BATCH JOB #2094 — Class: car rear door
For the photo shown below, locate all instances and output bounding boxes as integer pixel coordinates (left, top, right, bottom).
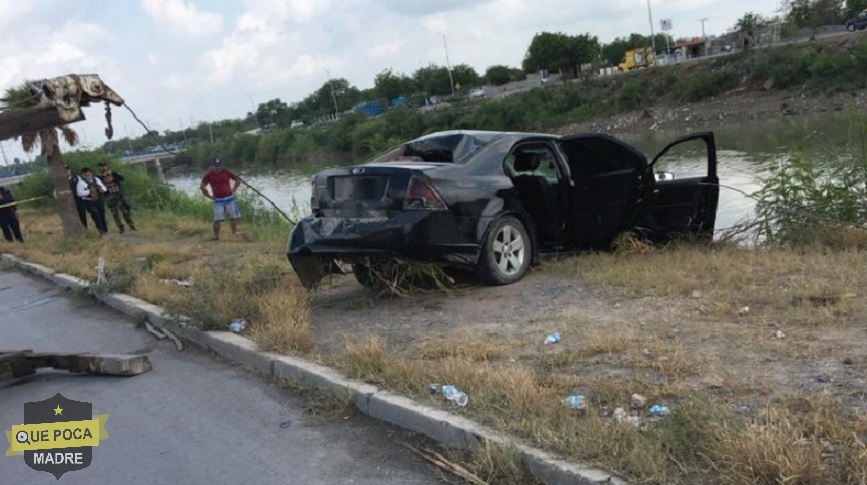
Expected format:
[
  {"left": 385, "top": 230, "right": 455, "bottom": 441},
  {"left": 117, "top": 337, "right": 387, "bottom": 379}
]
[
  {"left": 558, "top": 134, "right": 653, "bottom": 249},
  {"left": 638, "top": 132, "right": 719, "bottom": 242}
]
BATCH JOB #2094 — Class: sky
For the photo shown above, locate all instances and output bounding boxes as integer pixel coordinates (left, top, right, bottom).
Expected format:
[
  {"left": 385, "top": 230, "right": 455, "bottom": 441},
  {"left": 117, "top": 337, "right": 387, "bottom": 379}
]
[{"left": 0, "top": 0, "right": 783, "bottom": 164}]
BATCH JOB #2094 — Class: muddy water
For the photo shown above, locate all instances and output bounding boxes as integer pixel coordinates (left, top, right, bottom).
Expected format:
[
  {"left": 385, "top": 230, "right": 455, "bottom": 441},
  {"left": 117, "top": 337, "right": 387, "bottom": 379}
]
[{"left": 168, "top": 112, "right": 863, "bottom": 233}]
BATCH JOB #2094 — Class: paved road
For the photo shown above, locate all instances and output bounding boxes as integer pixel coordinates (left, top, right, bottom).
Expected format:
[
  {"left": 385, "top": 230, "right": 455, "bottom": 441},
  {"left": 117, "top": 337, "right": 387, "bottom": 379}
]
[{"left": 0, "top": 269, "right": 442, "bottom": 484}]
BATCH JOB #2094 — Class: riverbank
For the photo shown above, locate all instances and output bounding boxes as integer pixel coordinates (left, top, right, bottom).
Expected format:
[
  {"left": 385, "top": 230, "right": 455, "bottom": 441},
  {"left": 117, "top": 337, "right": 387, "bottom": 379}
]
[{"left": 4, "top": 208, "right": 867, "bottom": 484}]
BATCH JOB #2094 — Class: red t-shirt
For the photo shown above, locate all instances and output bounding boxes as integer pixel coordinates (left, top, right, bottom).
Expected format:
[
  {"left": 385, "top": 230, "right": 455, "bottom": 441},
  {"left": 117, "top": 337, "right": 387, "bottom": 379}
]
[{"left": 201, "top": 169, "right": 238, "bottom": 199}]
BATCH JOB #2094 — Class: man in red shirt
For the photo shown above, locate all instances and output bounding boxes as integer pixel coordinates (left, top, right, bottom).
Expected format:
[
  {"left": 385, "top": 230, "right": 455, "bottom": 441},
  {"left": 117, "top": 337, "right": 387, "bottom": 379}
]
[{"left": 200, "top": 158, "right": 244, "bottom": 240}]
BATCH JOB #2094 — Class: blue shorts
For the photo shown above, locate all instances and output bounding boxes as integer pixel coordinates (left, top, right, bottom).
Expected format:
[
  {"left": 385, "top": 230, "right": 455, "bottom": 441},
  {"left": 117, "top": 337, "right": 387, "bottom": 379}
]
[{"left": 213, "top": 196, "right": 240, "bottom": 222}]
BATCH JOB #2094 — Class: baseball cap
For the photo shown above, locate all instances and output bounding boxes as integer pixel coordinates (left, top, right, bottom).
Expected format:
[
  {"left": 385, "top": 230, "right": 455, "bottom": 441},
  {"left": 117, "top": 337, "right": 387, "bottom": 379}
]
[{"left": 212, "top": 158, "right": 223, "bottom": 166}]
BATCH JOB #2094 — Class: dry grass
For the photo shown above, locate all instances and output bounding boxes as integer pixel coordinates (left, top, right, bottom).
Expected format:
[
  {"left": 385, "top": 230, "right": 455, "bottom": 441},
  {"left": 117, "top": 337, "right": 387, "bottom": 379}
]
[
  {"left": 5, "top": 208, "right": 313, "bottom": 355},
  {"left": 559, "top": 245, "right": 867, "bottom": 326},
  {"left": 339, "top": 336, "right": 867, "bottom": 485},
  {"left": 9, "top": 208, "right": 867, "bottom": 484}
]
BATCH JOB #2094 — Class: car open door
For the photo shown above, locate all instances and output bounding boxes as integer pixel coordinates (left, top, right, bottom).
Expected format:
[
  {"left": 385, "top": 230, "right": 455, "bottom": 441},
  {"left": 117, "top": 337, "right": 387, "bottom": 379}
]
[
  {"left": 638, "top": 132, "right": 719, "bottom": 242},
  {"left": 558, "top": 134, "right": 653, "bottom": 249}
]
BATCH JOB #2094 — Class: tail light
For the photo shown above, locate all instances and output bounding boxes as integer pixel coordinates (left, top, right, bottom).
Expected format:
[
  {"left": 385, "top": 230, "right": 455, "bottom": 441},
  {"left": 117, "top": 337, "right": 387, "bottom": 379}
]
[{"left": 403, "top": 176, "right": 447, "bottom": 210}]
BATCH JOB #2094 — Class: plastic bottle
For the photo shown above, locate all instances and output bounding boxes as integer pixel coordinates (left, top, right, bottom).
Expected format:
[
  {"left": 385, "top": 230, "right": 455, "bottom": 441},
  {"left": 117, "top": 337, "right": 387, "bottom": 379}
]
[
  {"left": 229, "top": 319, "right": 247, "bottom": 333},
  {"left": 648, "top": 405, "right": 670, "bottom": 417},
  {"left": 544, "top": 332, "right": 561, "bottom": 345},
  {"left": 564, "top": 394, "right": 586, "bottom": 410},
  {"left": 440, "top": 385, "right": 469, "bottom": 407}
]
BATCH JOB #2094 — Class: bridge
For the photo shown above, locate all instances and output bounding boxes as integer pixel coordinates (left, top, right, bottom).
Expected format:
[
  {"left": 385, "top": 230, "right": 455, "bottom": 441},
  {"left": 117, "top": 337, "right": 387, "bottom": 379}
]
[{"left": 119, "top": 150, "right": 191, "bottom": 181}]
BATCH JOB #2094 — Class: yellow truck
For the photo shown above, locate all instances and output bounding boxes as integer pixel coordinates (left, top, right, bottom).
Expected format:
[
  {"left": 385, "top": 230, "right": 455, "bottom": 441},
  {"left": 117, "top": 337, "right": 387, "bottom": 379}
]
[{"left": 619, "top": 47, "right": 655, "bottom": 71}]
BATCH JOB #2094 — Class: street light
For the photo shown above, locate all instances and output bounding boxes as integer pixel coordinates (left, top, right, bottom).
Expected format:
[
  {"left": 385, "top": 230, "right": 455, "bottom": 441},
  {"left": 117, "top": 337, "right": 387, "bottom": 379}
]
[
  {"left": 698, "top": 17, "right": 709, "bottom": 38},
  {"left": 646, "top": 0, "right": 657, "bottom": 61},
  {"left": 434, "top": 32, "right": 455, "bottom": 96},
  {"left": 324, "top": 69, "right": 340, "bottom": 120}
]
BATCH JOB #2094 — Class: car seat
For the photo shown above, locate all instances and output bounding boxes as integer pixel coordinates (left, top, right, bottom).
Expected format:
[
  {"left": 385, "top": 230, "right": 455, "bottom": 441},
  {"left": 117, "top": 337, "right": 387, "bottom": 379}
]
[{"left": 511, "top": 152, "right": 559, "bottom": 239}]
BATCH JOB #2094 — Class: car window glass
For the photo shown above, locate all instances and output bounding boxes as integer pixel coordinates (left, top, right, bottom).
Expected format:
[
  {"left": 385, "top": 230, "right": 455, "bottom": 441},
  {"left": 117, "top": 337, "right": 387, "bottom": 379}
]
[
  {"left": 504, "top": 145, "right": 561, "bottom": 182},
  {"left": 561, "top": 137, "right": 641, "bottom": 177}
]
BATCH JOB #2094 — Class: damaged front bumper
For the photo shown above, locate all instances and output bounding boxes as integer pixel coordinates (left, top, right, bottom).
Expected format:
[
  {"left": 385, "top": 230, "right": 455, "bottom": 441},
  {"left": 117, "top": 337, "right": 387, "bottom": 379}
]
[{"left": 286, "top": 212, "right": 480, "bottom": 289}]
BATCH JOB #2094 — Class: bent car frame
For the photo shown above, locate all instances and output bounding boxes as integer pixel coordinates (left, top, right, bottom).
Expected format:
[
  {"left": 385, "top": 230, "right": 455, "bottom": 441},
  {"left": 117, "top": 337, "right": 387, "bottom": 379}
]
[{"left": 287, "top": 130, "right": 719, "bottom": 289}]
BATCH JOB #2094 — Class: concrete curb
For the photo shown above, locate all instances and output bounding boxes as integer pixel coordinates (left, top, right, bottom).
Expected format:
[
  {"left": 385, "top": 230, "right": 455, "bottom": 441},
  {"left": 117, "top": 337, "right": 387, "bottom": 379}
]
[{"left": 0, "top": 252, "right": 625, "bottom": 485}]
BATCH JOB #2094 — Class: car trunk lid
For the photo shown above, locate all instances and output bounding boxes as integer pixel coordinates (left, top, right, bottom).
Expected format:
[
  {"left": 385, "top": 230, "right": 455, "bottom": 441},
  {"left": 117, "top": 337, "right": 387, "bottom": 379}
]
[{"left": 313, "top": 164, "right": 446, "bottom": 218}]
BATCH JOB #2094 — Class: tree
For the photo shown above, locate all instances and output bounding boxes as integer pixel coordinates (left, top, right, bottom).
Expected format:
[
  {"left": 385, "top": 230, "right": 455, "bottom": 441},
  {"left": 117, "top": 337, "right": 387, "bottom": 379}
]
[
  {"left": 450, "top": 64, "right": 481, "bottom": 90},
  {"left": 412, "top": 64, "right": 453, "bottom": 96},
  {"left": 735, "top": 11, "right": 767, "bottom": 36},
  {"left": 846, "top": 0, "right": 867, "bottom": 17},
  {"left": 523, "top": 31, "right": 600, "bottom": 78},
  {"left": 484, "top": 65, "right": 522, "bottom": 85},
  {"left": 786, "top": 0, "right": 845, "bottom": 28},
  {"left": 1, "top": 83, "right": 84, "bottom": 238},
  {"left": 373, "top": 69, "right": 415, "bottom": 101}
]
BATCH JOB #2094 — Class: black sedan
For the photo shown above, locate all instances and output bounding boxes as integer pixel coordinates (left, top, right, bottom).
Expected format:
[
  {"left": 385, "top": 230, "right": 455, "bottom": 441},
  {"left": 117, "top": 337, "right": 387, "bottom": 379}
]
[{"left": 287, "top": 130, "right": 719, "bottom": 289}]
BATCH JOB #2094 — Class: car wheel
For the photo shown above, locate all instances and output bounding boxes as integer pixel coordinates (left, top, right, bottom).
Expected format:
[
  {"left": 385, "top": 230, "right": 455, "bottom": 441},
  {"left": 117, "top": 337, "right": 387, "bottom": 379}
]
[
  {"left": 476, "top": 216, "right": 531, "bottom": 286},
  {"left": 352, "top": 263, "right": 375, "bottom": 287},
  {"left": 848, "top": 23, "right": 856, "bottom": 31}
]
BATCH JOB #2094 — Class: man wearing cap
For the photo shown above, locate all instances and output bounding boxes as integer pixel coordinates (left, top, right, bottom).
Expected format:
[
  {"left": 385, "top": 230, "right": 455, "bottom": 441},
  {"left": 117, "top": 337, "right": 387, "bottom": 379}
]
[
  {"left": 97, "top": 161, "right": 136, "bottom": 233},
  {"left": 0, "top": 186, "right": 24, "bottom": 243},
  {"left": 76, "top": 167, "right": 109, "bottom": 235},
  {"left": 200, "top": 158, "right": 244, "bottom": 240}
]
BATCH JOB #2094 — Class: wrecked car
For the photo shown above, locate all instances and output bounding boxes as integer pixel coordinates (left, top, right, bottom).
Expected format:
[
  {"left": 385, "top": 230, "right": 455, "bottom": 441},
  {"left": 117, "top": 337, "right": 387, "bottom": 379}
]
[{"left": 287, "top": 130, "right": 719, "bottom": 289}]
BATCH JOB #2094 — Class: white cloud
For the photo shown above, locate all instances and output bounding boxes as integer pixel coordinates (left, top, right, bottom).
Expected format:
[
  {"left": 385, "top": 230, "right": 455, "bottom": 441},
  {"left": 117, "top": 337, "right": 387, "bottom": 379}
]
[
  {"left": 141, "top": 0, "right": 223, "bottom": 36},
  {"left": 365, "top": 40, "right": 404, "bottom": 59}
]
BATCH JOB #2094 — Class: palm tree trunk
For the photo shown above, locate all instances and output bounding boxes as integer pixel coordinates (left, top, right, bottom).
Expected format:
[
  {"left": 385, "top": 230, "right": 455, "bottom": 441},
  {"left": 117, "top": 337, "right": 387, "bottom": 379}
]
[{"left": 42, "top": 130, "right": 85, "bottom": 238}]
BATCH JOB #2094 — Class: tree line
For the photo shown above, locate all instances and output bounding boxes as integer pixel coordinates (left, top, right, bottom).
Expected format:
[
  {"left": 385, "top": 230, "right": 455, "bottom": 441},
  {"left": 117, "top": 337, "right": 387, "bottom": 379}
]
[{"left": 101, "top": 0, "right": 867, "bottom": 157}]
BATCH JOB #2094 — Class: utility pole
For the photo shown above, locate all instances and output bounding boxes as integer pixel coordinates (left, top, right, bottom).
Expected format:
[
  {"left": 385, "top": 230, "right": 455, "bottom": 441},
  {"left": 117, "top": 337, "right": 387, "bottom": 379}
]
[
  {"left": 0, "top": 141, "right": 8, "bottom": 166},
  {"left": 248, "top": 95, "right": 260, "bottom": 131},
  {"left": 698, "top": 17, "right": 709, "bottom": 38},
  {"left": 646, "top": 0, "right": 657, "bottom": 62},
  {"left": 435, "top": 32, "right": 456, "bottom": 96},
  {"left": 325, "top": 69, "right": 340, "bottom": 120},
  {"left": 177, "top": 117, "right": 188, "bottom": 145}
]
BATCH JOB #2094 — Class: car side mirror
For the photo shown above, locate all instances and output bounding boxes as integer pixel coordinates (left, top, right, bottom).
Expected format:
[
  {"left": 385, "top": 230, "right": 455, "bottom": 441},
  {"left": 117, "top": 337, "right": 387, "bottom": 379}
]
[{"left": 654, "top": 172, "right": 675, "bottom": 181}]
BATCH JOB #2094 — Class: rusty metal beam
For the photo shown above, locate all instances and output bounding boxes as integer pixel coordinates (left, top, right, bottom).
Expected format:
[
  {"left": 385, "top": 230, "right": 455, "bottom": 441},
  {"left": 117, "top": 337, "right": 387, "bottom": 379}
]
[
  {"left": 1, "top": 350, "right": 152, "bottom": 378},
  {"left": 0, "top": 106, "right": 84, "bottom": 142}
]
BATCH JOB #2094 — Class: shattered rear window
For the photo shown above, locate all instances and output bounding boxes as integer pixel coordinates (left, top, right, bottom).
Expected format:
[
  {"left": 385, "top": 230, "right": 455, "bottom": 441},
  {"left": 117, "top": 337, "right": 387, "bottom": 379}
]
[{"left": 369, "top": 133, "right": 490, "bottom": 164}]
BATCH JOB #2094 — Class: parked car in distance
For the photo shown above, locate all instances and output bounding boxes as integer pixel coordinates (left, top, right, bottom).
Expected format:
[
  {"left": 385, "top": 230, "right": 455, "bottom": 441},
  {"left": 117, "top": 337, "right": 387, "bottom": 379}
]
[
  {"left": 468, "top": 87, "right": 485, "bottom": 99},
  {"left": 290, "top": 120, "right": 305, "bottom": 129},
  {"left": 847, "top": 10, "right": 867, "bottom": 31},
  {"left": 287, "top": 130, "right": 720, "bottom": 289}
]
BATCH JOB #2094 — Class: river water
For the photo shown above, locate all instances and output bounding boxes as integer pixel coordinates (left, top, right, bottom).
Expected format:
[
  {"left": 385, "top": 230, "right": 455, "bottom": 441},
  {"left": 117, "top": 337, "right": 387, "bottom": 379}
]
[{"left": 167, "top": 112, "right": 864, "bottom": 234}]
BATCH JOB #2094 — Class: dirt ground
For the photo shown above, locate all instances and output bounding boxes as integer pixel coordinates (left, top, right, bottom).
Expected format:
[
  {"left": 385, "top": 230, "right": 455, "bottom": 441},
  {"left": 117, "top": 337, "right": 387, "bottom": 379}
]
[{"left": 309, "top": 259, "right": 867, "bottom": 414}]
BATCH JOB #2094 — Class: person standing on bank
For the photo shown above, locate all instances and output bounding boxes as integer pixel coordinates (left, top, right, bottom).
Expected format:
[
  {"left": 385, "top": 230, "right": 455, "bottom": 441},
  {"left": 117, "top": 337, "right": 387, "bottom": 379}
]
[
  {"left": 76, "top": 167, "right": 109, "bottom": 235},
  {"left": 97, "top": 161, "right": 136, "bottom": 233},
  {"left": 200, "top": 158, "right": 243, "bottom": 241},
  {"left": 66, "top": 165, "right": 87, "bottom": 228},
  {"left": 0, "top": 186, "right": 24, "bottom": 243}
]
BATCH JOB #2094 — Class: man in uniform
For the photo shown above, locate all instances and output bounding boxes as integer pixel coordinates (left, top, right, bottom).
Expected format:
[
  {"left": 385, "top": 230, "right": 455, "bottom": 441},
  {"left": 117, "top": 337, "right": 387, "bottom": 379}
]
[{"left": 97, "top": 161, "right": 136, "bottom": 233}]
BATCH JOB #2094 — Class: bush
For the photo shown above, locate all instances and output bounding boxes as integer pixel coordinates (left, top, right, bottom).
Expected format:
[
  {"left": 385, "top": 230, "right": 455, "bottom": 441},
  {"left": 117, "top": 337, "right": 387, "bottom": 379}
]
[
  {"left": 680, "top": 67, "right": 739, "bottom": 102},
  {"left": 750, "top": 148, "right": 867, "bottom": 248}
]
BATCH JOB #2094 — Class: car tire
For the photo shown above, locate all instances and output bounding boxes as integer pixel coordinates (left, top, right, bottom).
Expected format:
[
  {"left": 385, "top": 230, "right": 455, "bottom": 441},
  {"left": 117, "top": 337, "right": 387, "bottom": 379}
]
[
  {"left": 476, "top": 216, "right": 532, "bottom": 286},
  {"left": 352, "top": 263, "right": 375, "bottom": 287},
  {"left": 848, "top": 23, "right": 856, "bottom": 31}
]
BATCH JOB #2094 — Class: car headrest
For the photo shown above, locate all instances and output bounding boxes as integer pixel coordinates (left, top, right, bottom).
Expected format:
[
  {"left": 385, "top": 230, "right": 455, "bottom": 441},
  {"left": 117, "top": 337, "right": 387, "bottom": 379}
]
[{"left": 513, "top": 152, "right": 540, "bottom": 172}]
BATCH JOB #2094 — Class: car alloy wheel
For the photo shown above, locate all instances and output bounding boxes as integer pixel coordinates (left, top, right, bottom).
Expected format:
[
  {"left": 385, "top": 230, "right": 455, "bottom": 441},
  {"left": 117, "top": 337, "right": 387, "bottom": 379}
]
[
  {"left": 476, "top": 216, "right": 531, "bottom": 285},
  {"left": 848, "top": 23, "right": 856, "bottom": 31},
  {"left": 493, "top": 225, "right": 525, "bottom": 275}
]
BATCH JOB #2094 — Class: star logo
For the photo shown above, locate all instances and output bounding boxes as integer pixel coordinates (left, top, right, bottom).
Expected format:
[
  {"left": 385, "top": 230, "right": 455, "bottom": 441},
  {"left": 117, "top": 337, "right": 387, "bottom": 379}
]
[{"left": 53, "top": 405, "right": 63, "bottom": 416}]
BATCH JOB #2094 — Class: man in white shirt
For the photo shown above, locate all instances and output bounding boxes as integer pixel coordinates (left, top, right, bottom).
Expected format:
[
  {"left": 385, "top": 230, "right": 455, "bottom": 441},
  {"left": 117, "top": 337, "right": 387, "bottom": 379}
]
[{"left": 76, "top": 167, "right": 109, "bottom": 235}]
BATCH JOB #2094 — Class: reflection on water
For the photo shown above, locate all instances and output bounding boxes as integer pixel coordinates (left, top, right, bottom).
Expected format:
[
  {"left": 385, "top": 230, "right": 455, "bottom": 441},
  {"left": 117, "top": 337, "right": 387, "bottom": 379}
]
[{"left": 167, "top": 111, "right": 862, "bottom": 235}]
